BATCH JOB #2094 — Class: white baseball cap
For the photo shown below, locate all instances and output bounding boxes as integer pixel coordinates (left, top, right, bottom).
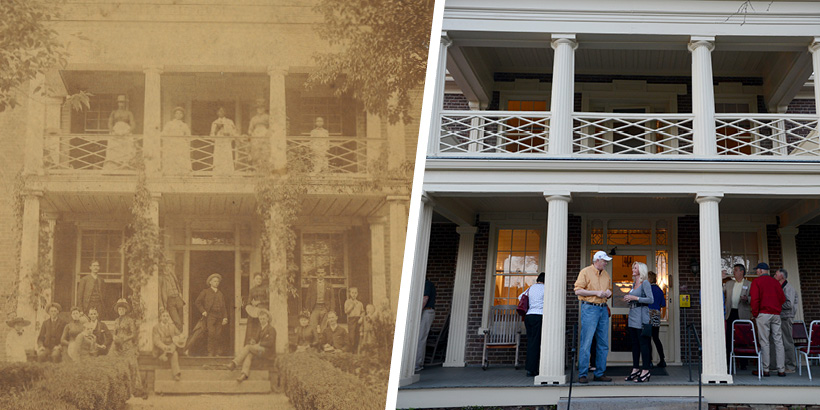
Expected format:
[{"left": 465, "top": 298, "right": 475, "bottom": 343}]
[{"left": 593, "top": 251, "right": 612, "bottom": 262}]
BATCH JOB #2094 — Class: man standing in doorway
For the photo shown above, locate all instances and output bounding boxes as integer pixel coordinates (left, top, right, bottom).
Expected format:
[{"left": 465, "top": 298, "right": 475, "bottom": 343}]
[
  {"left": 415, "top": 278, "right": 436, "bottom": 373},
  {"left": 78, "top": 260, "right": 106, "bottom": 318},
  {"left": 750, "top": 263, "right": 786, "bottom": 377},
  {"left": 575, "top": 251, "right": 613, "bottom": 383},
  {"left": 723, "top": 263, "right": 752, "bottom": 369},
  {"left": 160, "top": 258, "right": 185, "bottom": 332},
  {"left": 307, "top": 268, "right": 335, "bottom": 333},
  {"left": 772, "top": 268, "right": 798, "bottom": 373}
]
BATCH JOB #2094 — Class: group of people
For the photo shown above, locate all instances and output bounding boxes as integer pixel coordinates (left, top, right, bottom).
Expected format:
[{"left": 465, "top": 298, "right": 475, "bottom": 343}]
[
  {"left": 723, "top": 262, "right": 799, "bottom": 377},
  {"left": 518, "top": 251, "right": 667, "bottom": 383}
]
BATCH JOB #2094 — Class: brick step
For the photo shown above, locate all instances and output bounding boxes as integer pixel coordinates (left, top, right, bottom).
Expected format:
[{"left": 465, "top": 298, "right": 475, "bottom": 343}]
[
  {"left": 153, "top": 370, "right": 271, "bottom": 394},
  {"left": 558, "top": 397, "right": 706, "bottom": 410},
  {"left": 155, "top": 369, "right": 269, "bottom": 381}
]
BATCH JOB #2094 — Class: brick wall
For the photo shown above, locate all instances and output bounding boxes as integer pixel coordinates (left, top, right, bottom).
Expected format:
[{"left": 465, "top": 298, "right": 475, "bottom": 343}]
[
  {"left": 464, "top": 222, "right": 493, "bottom": 365},
  {"left": 786, "top": 99, "right": 816, "bottom": 115},
  {"left": 766, "top": 224, "right": 783, "bottom": 270},
  {"left": 677, "top": 215, "right": 702, "bottom": 363},
  {"left": 443, "top": 93, "right": 470, "bottom": 110},
  {"left": 563, "top": 214, "right": 583, "bottom": 366},
  {"left": 425, "top": 222, "right": 460, "bottom": 339},
  {"left": 796, "top": 225, "right": 820, "bottom": 323}
]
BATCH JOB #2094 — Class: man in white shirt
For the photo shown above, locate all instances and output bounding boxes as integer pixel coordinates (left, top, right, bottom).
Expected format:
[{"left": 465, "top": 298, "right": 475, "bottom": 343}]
[
  {"left": 5, "top": 317, "right": 31, "bottom": 362},
  {"left": 723, "top": 263, "right": 751, "bottom": 368}
]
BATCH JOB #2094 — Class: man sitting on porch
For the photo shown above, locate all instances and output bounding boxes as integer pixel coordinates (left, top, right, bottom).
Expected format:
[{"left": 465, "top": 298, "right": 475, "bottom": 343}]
[
  {"left": 229, "top": 308, "right": 276, "bottom": 382},
  {"left": 574, "top": 251, "right": 613, "bottom": 383},
  {"left": 320, "top": 311, "right": 348, "bottom": 352}
]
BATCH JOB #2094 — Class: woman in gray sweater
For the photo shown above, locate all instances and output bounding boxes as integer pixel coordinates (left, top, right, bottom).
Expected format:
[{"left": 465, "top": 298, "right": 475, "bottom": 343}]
[{"left": 624, "top": 261, "right": 654, "bottom": 383}]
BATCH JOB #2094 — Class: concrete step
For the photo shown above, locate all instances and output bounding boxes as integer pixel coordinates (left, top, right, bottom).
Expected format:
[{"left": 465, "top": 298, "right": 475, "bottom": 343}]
[
  {"left": 153, "top": 369, "right": 271, "bottom": 394},
  {"left": 558, "top": 397, "right": 706, "bottom": 410}
]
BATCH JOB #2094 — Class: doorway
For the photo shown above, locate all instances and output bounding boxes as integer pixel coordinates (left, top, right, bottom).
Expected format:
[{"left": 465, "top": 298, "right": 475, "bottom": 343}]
[
  {"left": 188, "top": 250, "right": 236, "bottom": 356},
  {"left": 607, "top": 253, "right": 651, "bottom": 362}
]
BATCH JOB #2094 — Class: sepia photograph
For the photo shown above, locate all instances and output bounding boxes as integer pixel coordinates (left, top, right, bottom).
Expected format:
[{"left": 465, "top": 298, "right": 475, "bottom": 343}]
[{"left": 0, "top": 0, "right": 435, "bottom": 409}]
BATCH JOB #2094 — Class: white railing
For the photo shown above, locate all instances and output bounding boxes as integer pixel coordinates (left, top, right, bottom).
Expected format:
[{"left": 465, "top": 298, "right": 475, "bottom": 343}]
[
  {"left": 286, "top": 136, "right": 375, "bottom": 174},
  {"left": 572, "top": 113, "right": 695, "bottom": 156},
  {"left": 714, "top": 114, "right": 820, "bottom": 157},
  {"left": 438, "top": 111, "right": 550, "bottom": 155},
  {"left": 44, "top": 134, "right": 142, "bottom": 173},
  {"left": 160, "top": 135, "right": 267, "bottom": 176}
]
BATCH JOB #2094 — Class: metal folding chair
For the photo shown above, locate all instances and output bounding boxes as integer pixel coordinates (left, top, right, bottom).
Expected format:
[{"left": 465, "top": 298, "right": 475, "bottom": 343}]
[
  {"left": 798, "top": 320, "right": 820, "bottom": 380},
  {"left": 730, "top": 319, "right": 762, "bottom": 380}
]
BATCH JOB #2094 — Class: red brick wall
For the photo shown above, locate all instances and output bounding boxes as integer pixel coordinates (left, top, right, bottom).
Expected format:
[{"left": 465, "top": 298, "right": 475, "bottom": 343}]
[
  {"left": 425, "top": 222, "right": 460, "bottom": 339},
  {"left": 796, "top": 226, "right": 820, "bottom": 323},
  {"left": 677, "top": 215, "right": 702, "bottom": 363},
  {"left": 443, "top": 94, "right": 469, "bottom": 110},
  {"left": 787, "top": 99, "right": 816, "bottom": 115},
  {"left": 767, "top": 224, "right": 783, "bottom": 270}
]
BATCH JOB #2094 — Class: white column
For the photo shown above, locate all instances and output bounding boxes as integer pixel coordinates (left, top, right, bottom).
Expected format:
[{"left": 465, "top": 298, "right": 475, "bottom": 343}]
[
  {"left": 689, "top": 37, "right": 717, "bottom": 157},
  {"left": 427, "top": 33, "right": 452, "bottom": 156},
  {"left": 548, "top": 34, "right": 577, "bottom": 156},
  {"left": 443, "top": 225, "right": 477, "bottom": 367},
  {"left": 696, "top": 193, "right": 732, "bottom": 384},
  {"left": 24, "top": 75, "right": 46, "bottom": 175},
  {"left": 143, "top": 66, "right": 163, "bottom": 175},
  {"left": 388, "top": 196, "right": 409, "bottom": 308},
  {"left": 779, "top": 227, "right": 804, "bottom": 321},
  {"left": 268, "top": 67, "right": 288, "bottom": 172},
  {"left": 139, "top": 193, "right": 161, "bottom": 352},
  {"left": 16, "top": 191, "right": 42, "bottom": 349},
  {"left": 368, "top": 217, "right": 388, "bottom": 309},
  {"left": 399, "top": 195, "right": 434, "bottom": 386},
  {"left": 535, "top": 192, "right": 571, "bottom": 385},
  {"left": 467, "top": 101, "right": 485, "bottom": 153},
  {"left": 35, "top": 214, "right": 57, "bottom": 329},
  {"left": 810, "top": 39, "right": 820, "bottom": 122},
  {"left": 268, "top": 203, "right": 289, "bottom": 353}
]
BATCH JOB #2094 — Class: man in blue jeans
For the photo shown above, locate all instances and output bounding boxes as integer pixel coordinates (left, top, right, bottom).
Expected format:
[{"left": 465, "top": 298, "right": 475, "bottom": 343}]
[{"left": 574, "top": 250, "right": 613, "bottom": 383}]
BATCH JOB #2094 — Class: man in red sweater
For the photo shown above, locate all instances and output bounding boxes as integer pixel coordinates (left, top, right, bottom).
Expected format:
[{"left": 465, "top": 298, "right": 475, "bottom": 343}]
[{"left": 749, "top": 263, "right": 786, "bottom": 377}]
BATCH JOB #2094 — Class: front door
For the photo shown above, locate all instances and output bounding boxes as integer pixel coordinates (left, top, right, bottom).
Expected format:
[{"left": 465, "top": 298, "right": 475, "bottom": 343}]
[
  {"left": 607, "top": 252, "right": 651, "bottom": 363},
  {"left": 188, "top": 250, "right": 236, "bottom": 356}
]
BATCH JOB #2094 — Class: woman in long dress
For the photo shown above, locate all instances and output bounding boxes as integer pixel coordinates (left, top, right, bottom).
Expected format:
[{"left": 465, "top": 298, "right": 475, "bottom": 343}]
[
  {"left": 109, "top": 298, "right": 147, "bottom": 399},
  {"left": 105, "top": 95, "right": 136, "bottom": 170},
  {"left": 62, "top": 307, "right": 85, "bottom": 362},
  {"left": 247, "top": 99, "right": 270, "bottom": 166},
  {"left": 161, "top": 106, "right": 192, "bottom": 175},
  {"left": 244, "top": 273, "right": 268, "bottom": 346},
  {"left": 210, "top": 107, "right": 238, "bottom": 174}
]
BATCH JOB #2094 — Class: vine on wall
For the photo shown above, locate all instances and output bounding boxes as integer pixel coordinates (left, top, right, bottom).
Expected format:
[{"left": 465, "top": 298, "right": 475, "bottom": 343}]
[
  {"left": 26, "top": 212, "right": 55, "bottom": 310},
  {"left": 123, "top": 171, "right": 164, "bottom": 320}
]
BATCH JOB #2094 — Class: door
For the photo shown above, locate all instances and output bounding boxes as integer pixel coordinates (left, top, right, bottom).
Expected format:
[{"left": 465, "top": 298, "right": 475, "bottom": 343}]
[
  {"left": 607, "top": 252, "right": 651, "bottom": 363},
  {"left": 188, "top": 251, "right": 236, "bottom": 356}
]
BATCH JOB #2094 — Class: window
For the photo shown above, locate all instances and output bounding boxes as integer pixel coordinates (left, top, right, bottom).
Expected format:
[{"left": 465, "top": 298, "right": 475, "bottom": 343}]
[
  {"left": 84, "top": 95, "right": 116, "bottom": 134},
  {"left": 300, "top": 232, "right": 347, "bottom": 315},
  {"left": 720, "top": 231, "right": 760, "bottom": 275},
  {"left": 77, "top": 229, "right": 125, "bottom": 321},
  {"left": 493, "top": 229, "right": 541, "bottom": 306}
]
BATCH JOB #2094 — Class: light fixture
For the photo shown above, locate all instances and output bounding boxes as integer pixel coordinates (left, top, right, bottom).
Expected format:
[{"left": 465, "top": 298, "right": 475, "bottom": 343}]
[
  {"left": 609, "top": 247, "right": 617, "bottom": 256},
  {"left": 689, "top": 257, "right": 700, "bottom": 274}
]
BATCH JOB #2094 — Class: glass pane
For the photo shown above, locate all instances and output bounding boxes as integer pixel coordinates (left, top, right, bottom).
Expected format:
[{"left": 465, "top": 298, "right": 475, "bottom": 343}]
[
  {"left": 608, "top": 229, "right": 628, "bottom": 245},
  {"left": 191, "top": 231, "right": 234, "bottom": 245},
  {"left": 731, "top": 233, "right": 745, "bottom": 251},
  {"left": 511, "top": 230, "right": 527, "bottom": 251},
  {"left": 590, "top": 228, "right": 603, "bottom": 245},
  {"left": 524, "top": 255, "right": 539, "bottom": 273},
  {"left": 745, "top": 232, "right": 758, "bottom": 252},
  {"left": 526, "top": 230, "right": 541, "bottom": 251},
  {"left": 496, "top": 252, "right": 509, "bottom": 273},
  {"left": 497, "top": 230, "right": 512, "bottom": 252},
  {"left": 655, "top": 250, "right": 669, "bottom": 321},
  {"left": 656, "top": 229, "right": 668, "bottom": 246},
  {"left": 508, "top": 252, "right": 526, "bottom": 273},
  {"left": 611, "top": 314, "right": 631, "bottom": 352}
]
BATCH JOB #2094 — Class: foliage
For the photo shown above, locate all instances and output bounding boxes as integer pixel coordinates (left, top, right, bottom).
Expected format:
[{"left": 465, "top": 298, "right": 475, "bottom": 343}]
[
  {"left": 310, "top": 0, "right": 434, "bottom": 123},
  {"left": 0, "top": 356, "right": 131, "bottom": 410},
  {"left": 0, "top": 361, "right": 51, "bottom": 396},
  {"left": 123, "top": 171, "right": 164, "bottom": 320},
  {"left": 25, "top": 211, "right": 55, "bottom": 309},
  {"left": 2, "top": 172, "right": 27, "bottom": 314},
  {"left": 276, "top": 352, "right": 385, "bottom": 410}
]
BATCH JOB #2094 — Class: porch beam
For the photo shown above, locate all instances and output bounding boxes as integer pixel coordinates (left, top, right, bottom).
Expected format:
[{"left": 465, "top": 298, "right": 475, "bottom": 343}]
[
  {"left": 447, "top": 45, "right": 492, "bottom": 107},
  {"left": 430, "top": 196, "right": 475, "bottom": 227},
  {"left": 763, "top": 51, "right": 813, "bottom": 113},
  {"left": 695, "top": 192, "right": 732, "bottom": 384},
  {"left": 689, "top": 36, "right": 717, "bottom": 157},
  {"left": 778, "top": 198, "right": 820, "bottom": 228},
  {"left": 444, "top": 225, "right": 477, "bottom": 368}
]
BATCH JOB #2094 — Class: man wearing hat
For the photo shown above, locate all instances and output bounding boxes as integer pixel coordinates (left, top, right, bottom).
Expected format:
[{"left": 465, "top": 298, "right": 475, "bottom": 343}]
[
  {"left": 37, "top": 302, "right": 67, "bottom": 362},
  {"left": 78, "top": 260, "right": 107, "bottom": 319},
  {"left": 574, "top": 250, "right": 614, "bottom": 383},
  {"left": 188, "top": 273, "right": 229, "bottom": 356},
  {"left": 750, "top": 262, "right": 787, "bottom": 377},
  {"left": 6, "top": 316, "right": 32, "bottom": 362}
]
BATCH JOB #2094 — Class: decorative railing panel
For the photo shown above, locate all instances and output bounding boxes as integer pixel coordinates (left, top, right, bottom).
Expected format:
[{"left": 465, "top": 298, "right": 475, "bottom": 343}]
[
  {"left": 715, "top": 114, "right": 820, "bottom": 157},
  {"left": 44, "top": 134, "right": 142, "bottom": 173},
  {"left": 161, "top": 136, "right": 268, "bottom": 176},
  {"left": 572, "top": 113, "right": 695, "bottom": 155},
  {"left": 286, "top": 137, "right": 373, "bottom": 174},
  {"left": 438, "top": 111, "right": 550, "bottom": 155}
]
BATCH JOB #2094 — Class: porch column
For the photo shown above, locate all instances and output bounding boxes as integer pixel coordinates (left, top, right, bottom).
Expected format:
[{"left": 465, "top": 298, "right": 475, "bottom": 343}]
[
  {"left": 548, "top": 34, "right": 577, "bottom": 156},
  {"left": 426, "top": 33, "right": 451, "bottom": 156},
  {"left": 139, "top": 193, "right": 161, "bottom": 352},
  {"left": 810, "top": 39, "right": 820, "bottom": 123},
  {"left": 387, "top": 113, "right": 406, "bottom": 171},
  {"left": 399, "top": 194, "right": 434, "bottom": 386},
  {"left": 24, "top": 75, "right": 46, "bottom": 175},
  {"left": 368, "top": 217, "right": 388, "bottom": 308},
  {"left": 36, "top": 214, "right": 57, "bottom": 328},
  {"left": 467, "top": 101, "right": 485, "bottom": 153},
  {"left": 268, "top": 66, "right": 288, "bottom": 171},
  {"left": 143, "top": 66, "right": 163, "bottom": 175},
  {"left": 696, "top": 193, "right": 732, "bottom": 383},
  {"left": 443, "top": 225, "right": 477, "bottom": 367},
  {"left": 16, "top": 190, "right": 43, "bottom": 349},
  {"left": 778, "top": 227, "right": 804, "bottom": 321},
  {"left": 388, "top": 195, "right": 409, "bottom": 308},
  {"left": 688, "top": 37, "right": 718, "bottom": 157},
  {"left": 535, "top": 192, "right": 571, "bottom": 385},
  {"left": 268, "top": 203, "right": 289, "bottom": 353}
]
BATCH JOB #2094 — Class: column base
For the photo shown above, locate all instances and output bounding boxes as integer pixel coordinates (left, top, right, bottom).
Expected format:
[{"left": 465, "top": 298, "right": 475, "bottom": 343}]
[
  {"left": 442, "top": 361, "right": 465, "bottom": 368},
  {"left": 702, "top": 373, "right": 733, "bottom": 384},
  {"left": 534, "top": 374, "right": 566, "bottom": 385},
  {"left": 399, "top": 374, "right": 420, "bottom": 387}
]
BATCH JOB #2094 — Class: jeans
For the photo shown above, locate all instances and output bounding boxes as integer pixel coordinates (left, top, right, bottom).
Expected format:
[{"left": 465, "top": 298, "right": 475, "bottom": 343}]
[
  {"left": 523, "top": 314, "right": 542, "bottom": 374},
  {"left": 578, "top": 303, "right": 609, "bottom": 378}
]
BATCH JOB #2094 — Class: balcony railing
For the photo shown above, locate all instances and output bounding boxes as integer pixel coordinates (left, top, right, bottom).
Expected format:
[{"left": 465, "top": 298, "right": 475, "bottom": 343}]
[
  {"left": 44, "top": 134, "right": 142, "bottom": 173},
  {"left": 433, "top": 111, "right": 820, "bottom": 160},
  {"left": 286, "top": 136, "right": 377, "bottom": 175},
  {"left": 161, "top": 135, "right": 264, "bottom": 176}
]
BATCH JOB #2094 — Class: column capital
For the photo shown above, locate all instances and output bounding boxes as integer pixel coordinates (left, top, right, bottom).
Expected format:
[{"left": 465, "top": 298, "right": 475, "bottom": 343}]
[
  {"left": 778, "top": 226, "right": 799, "bottom": 237},
  {"left": 809, "top": 38, "right": 820, "bottom": 53},
  {"left": 387, "top": 195, "right": 410, "bottom": 203},
  {"left": 267, "top": 66, "right": 288, "bottom": 77},
  {"left": 149, "top": 192, "right": 162, "bottom": 200},
  {"left": 695, "top": 192, "right": 723, "bottom": 204},
  {"left": 543, "top": 191, "right": 571, "bottom": 203},
  {"left": 467, "top": 100, "right": 485, "bottom": 111},
  {"left": 441, "top": 31, "right": 452, "bottom": 48},
  {"left": 23, "top": 189, "right": 44, "bottom": 199},
  {"left": 42, "top": 212, "right": 59, "bottom": 221},
  {"left": 551, "top": 34, "right": 578, "bottom": 50},
  {"left": 456, "top": 225, "right": 477, "bottom": 235},
  {"left": 688, "top": 36, "right": 715, "bottom": 53},
  {"left": 142, "top": 65, "right": 164, "bottom": 74},
  {"left": 367, "top": 216, "right": 387, "bottom": 225},
  {"left": 421, "top": 193, "right": 435, "bottom": 206}
]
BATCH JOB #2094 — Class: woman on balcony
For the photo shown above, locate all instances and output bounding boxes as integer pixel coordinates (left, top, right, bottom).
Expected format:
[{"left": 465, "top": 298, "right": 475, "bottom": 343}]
[
  {"left": 247, "top": 99, "right": 270, "bottom": 166},
  {"left": 624, "top": 262, "right": 654, "bottom": 383},
  {"left": 210, "top": 107, "right": 238, "bottom": 174},
  {"left": 105, "top": 95, "right": 137, "bottom": 170},
  {"left": 162, "top": 106, "right": 192, "bottom": 174}
]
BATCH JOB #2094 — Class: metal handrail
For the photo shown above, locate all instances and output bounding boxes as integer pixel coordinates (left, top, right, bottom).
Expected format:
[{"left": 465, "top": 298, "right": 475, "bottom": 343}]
[{"left": 688, "top": 322, "right": 703, "bottom": 410}]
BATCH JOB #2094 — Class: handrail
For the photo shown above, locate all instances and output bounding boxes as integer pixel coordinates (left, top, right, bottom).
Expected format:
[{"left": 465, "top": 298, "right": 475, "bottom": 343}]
[
  {"left": 688, "top": 322, "right": 703, "bottom": 410},
  {"left": 574, "top": 112, "right": 695, "bottom": 119},
  {"left": 441, "top": 109, "right": 552, "bottom": 117},
  {"left": 715, "top": 113, "right": 819, "bottom": 120},
  {"left": 567, "top": 323, "right": 577, "bottom": 408}
]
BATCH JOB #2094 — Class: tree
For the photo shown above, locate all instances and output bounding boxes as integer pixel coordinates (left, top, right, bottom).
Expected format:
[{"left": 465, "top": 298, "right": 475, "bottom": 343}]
[{"left": 310, "top": 0, "right": 435, "bottom": 124}]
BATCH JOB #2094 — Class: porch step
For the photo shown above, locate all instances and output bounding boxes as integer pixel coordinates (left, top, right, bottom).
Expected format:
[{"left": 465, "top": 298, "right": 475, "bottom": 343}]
[
  {"left": 153, "top": 369, "right": 271, "bottom": 394},
  {"left": 557, "top": 397, "right": 706, "bottom": 410}
]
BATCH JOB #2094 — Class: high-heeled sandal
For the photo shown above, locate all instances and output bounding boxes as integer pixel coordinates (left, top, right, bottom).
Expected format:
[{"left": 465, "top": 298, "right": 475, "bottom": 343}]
[
  {"left": 624, "top": 370, "right": 640, "bottom": 381},
  {"left": 634, "top": 372, "right": 651, "bottom": 383}
]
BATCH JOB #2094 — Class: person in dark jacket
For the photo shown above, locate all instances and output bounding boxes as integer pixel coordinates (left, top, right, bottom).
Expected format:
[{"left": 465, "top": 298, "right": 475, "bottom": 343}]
[
  {"left": 306, "top": 268, "right": 335, "bottom": 333},
  {"left": 37, "top": 302, "right": 66, "bottom": 362},
  {"left": 229, "top": 308, "right": 276, "bottom": 382},
  {"left": 87, "top": 307, "right": 112, "bottom": 356},
  {"left": 647, "top": 271, "right": 667, "bottom": 368},
  {"left": 320, "top": 310, "right": 348, "bottom": 352},
  {"left": 77, "top": 261, "right": 108, "bottom": 319},
  {"left": 186, "top": 273, "right": 229, "bottom": 356},
  {"left": 750, "top": 263, "right": 786, "bottom": 377}
]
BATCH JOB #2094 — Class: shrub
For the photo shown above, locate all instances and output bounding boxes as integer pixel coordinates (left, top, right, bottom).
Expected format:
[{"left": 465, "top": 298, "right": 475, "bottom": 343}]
[
  {"left": 276, "top": 352, "right": 385, "bottom": 410},
  {"left": 318, "top": 351, "right": 389, "bottom": 388},
  {"left": 0, "top": 361, "right": 52, "bottom": 396}
]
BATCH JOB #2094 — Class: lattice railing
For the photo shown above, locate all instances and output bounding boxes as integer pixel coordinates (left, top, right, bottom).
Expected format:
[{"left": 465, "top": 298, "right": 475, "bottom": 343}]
[
  {"left": 438, "top": 111, "right": 550, "bottom": 155},
  {"left": 286, "top": 137, "right": 371, "bottom": 174},
  {"left": 715, "top": 114, "right": 820, "bottom": 157},
  {"left": 572, "top": 113, "right": 695, "bottom": 155},
  {"left": 161, "top": 136, "right": 268, "bottom": 176},
  {"left": 44, "top": 134, "right": 142, "bottom": 173}
]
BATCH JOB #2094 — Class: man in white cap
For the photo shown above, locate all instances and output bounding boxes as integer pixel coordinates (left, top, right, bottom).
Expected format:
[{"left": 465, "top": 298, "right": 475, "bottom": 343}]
[{"left": 574, "top": 250, "right": 613, "bottom": 383}]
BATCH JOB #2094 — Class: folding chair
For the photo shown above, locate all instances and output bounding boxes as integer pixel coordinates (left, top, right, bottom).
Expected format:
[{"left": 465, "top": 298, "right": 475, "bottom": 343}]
[
  {"left": 481, "top": 305, "right": 521, "bottom": 370},
  {"left": 792, "top": 321, "right": 809, "bottom": 366},
  {"left": 797, "top": 320, "right": 820, "bottom": 380},
  {"left": 730, "top": 319, "right": 762, "bottom": 380}
]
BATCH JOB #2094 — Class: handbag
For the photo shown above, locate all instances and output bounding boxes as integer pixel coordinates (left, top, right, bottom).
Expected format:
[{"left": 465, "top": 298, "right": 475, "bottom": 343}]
[
  {"left": 639, "top": 282, "right": 652, "bottom": 337},
  {"left": 516, "top": 288, "right": 530, "bottom": 318}
]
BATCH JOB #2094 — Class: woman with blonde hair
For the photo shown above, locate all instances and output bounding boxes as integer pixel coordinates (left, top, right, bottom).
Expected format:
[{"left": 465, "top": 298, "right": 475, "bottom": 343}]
[{"left": 623, "top": 261, "right": 654, "bottom": 382}]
